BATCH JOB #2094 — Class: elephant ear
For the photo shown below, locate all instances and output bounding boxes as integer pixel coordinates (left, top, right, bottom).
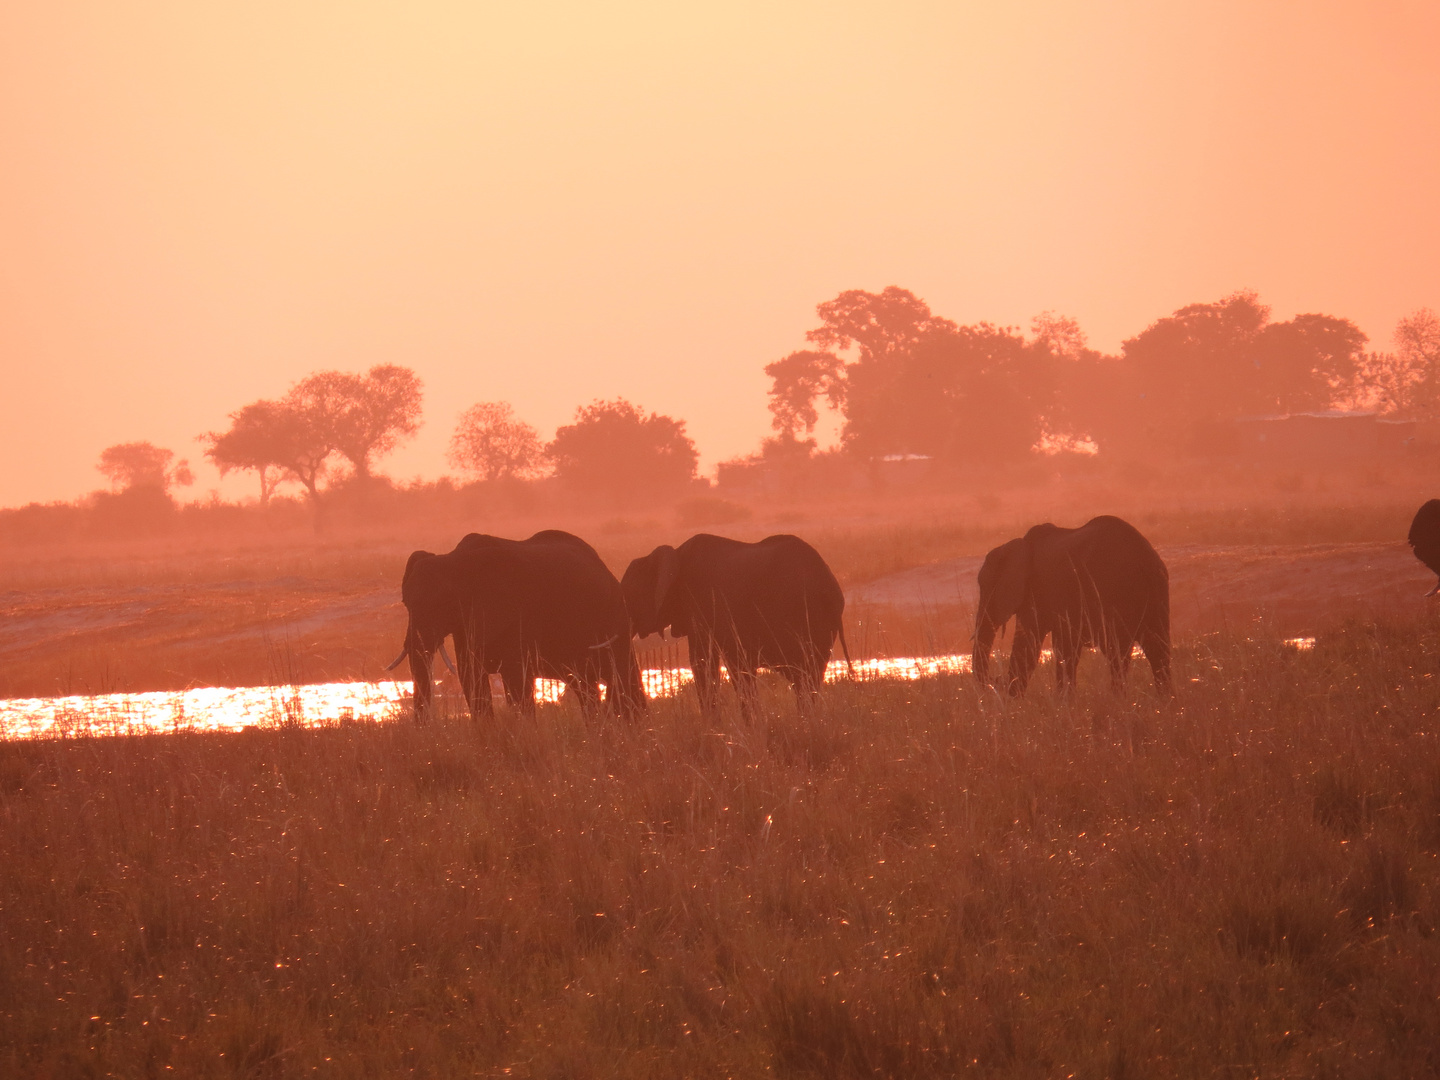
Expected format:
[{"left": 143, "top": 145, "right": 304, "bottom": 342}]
[{"left": 979, "top": 537, "right": 1030, "bottom": 627}]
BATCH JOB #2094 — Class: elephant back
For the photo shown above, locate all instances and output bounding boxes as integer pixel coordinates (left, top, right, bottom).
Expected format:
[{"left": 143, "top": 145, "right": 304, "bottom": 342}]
[{"left": 677, "top": 532, "right": 844, "bottom": 662}]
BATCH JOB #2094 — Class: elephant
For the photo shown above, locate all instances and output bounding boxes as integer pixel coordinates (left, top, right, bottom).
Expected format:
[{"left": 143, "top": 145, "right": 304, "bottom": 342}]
[
  {"left": 1407, "top": 499, "right": 1440, "bottom": 595},
  {"left": 388, "top": 529, "right": 646, "bottom": 721},
  {"left": 972, "top": 515, "right": 1171, "bottom": 697},
  {"left": 621, "top": 533, "right": 851, "bottom": 713}
]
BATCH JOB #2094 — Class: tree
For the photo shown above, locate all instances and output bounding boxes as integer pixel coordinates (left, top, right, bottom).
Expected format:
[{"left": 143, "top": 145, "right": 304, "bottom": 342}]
[
  {"left": 287, "top": 365, "right": 423, "bottom": 481},
  {"left": 807, "top": 285, "right": 958, "bottom": 374},
  {"left": 203, "top": 400, "right": 315, "bottom": 503},
  {"left": 1397, "top": 307, "right": 1440, "bottom": 373},
  {"left": 842, "top": 321, "right": 1057, "bottom": 463},
  {"left": 764, "top": 350, "right": 845, "bottom": 441},
  {"left": 447, "top": 402, "right": 546, "bottom": 482},
  {"left": 547, "top": 399, "right": 698, "bottom": 503},
  {"left": 765, "top": 287, "right": 1058, "bottom": 464},
  {"left": 766, "top": 287, "right": 958, "bottom": 441},
  {"left": 97, "top": 442, "right": 194, "bottom": 493},
  {"left": 1119, "top": 290, "right": 1367, "bottom": 452},
  {"left": 202, "top": 364, "right": 423, "bottom": 504},
  {"left": 1030, "top": 311, "right": 1088, "bottom": 362},
  {"left": 1361, "top": 308, "right": 1440, "bottom": 418}
]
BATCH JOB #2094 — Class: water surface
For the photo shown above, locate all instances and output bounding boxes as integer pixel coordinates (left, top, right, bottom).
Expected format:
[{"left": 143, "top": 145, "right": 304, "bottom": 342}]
[{"left": 0, "top": 640, "right": 1313, "bottom": 741}]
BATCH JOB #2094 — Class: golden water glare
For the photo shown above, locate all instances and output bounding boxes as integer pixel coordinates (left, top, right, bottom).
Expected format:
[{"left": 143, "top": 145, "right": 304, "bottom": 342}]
[{"left": 0, "top": 641, "right": 1316, "bottom": 740}]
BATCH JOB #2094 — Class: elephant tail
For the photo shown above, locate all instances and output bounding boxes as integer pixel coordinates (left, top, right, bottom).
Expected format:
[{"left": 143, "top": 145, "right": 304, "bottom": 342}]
[{"left": 837, "top": 623, "right": 855, "bottom": 678}]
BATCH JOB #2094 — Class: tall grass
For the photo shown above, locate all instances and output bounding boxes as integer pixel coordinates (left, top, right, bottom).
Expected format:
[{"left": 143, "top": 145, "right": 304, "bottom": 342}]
[{"left": 3, "top": 616, "right": 1439, "bottom": 1077}]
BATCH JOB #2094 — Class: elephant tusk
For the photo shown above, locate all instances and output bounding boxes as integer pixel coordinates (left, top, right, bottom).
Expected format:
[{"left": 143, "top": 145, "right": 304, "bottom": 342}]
[
  {"left": 438, "top": 642, "right": 458, "bottom": 674},
  {"left": 588, "top": 635, "right": 618, "bottom": 650},
  {"left": 384, "top": 647, "right": 409, "bottom": 672},
  {"left": 1427, "top": 581, "right": 1440, "bottom": 597}
]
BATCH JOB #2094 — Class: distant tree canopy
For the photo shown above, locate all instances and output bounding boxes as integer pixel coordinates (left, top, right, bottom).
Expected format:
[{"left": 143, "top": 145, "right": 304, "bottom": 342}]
[
  {"left": 447, "top": 402, "right": 546, "bottom": 482},
  {"left": 203, "top": 365, "right": 423, "bottom": 503},
  {"left": 288, "top": 365, "right": 423, "bottom": 482},
  {"left": 97, "top": 442, "right": 193, "bottom": 494},
  {"left": 766, "top": 287, "right": 1061, "bottom": 464},
  {"left": 203, "top": 400, "right": 326, "bottom": 503},
  {"left": 547, "top": 398, "right": 697, "bottom": 503},
  {"left": 762, "top": 286, "right": 1380, "bottom": 467},
  {"left": 1104, "top": 291, "right": 1368, "bottom": 453}
]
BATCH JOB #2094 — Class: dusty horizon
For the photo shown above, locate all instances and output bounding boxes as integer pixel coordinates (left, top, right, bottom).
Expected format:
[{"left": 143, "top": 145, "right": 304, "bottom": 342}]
[{"left": 3, "top": 1, "right": 1438, "bottom": 507}]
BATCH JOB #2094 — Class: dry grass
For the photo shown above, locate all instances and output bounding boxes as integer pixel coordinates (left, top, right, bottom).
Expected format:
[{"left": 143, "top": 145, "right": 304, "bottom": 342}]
[{"left": 3, "top": 616, "right": 1440, "bottom": 1077}]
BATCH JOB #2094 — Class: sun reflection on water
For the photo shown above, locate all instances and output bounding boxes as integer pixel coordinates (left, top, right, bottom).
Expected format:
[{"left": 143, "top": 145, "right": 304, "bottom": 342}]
[
  {"left": 0, "top": 638, "right": 1316, "bottom": 741},
  {"left": 0, "top": 655, "right": 969, "bottom": 740}
]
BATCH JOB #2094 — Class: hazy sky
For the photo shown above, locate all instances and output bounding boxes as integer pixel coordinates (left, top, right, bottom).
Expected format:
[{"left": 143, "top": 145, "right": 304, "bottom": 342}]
[{"left": 3, "top": 1, "right": 1437, "bottom": 506}]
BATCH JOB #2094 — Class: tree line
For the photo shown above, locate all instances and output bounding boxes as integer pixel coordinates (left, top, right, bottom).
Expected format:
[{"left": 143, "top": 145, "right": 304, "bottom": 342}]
[
  {"left": 91, "top": 287, "right": 1440, "bottom": 511},
  {"left": 92, "top": 374, "right": 701, "bottom": 508},
  {"left": 758, "top": 287, "right": 1440, "bottom": 468}
]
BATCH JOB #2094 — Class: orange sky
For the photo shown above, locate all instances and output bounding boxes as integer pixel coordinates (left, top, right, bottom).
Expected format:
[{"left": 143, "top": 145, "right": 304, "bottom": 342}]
[{"left": 2, "top": 1, "right": 1438, "bottom": 506}]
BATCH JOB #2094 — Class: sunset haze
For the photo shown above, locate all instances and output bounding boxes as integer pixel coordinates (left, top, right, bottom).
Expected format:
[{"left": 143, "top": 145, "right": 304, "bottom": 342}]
[{"left": 3, "top": 1, "right": 1438, "bottom": 505}]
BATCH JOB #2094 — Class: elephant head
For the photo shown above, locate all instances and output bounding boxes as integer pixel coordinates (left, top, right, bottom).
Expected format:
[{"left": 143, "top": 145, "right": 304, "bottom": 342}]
[
  {"left": 1408, "top": 499, "right": 1440, "bottom": 594},
  {"left": 621, "top": 545, "right": 684, "bottom": 638},
  {"left": 394, "top": 550, "right": 461, "bottom": 719},
  {"left": 972, "top": 537, "right": 1029, "bottom": 684}
]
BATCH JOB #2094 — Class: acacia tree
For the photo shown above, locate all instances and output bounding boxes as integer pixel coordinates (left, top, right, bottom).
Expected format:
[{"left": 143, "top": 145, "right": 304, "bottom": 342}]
[
  {"left": 203, "top": 365, "right": 423, "bottom": 504},
  {"left": 97, "top": 442, "right": 194, "bottom": 494},
  {"left": 547, "top": 399, "right": 697, "bottom": 503},
  {"left": 288, "top": 365, "right": 423, "bottom": 482},
  {"left": 447, "top": 402, "right": 546, "bottom": 482},
  {"left": 203, "top": 400, "right": 324, "bottom": 503}
]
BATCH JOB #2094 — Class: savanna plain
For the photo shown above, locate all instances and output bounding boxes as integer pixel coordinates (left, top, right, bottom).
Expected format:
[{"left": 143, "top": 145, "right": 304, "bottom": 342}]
[{"left": 3, "top": 489, "right": 1440, "bottom": 1077}]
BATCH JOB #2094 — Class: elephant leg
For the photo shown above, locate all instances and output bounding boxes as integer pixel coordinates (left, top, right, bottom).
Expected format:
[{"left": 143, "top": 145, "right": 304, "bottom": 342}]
[
  {"left": 791, "top": 656, "right": 826, "bottom": 711},
  {"left": 567, "top": 674, "right": 602, "bottom": 719},
  {"left": 613, "top": 654, "right": 647, "bottom": 718},
  {"left": 517, "top": 659, "right": 540, "bottom": 717},
  {"left": 731, "top": 664, "right": 762, "bottom": 721},
  {"left": 690, "top": 638, "right": 722, "bottom": 716},
  {"left": 1105, "top": 643, "right": 1129, "bottom": 694},
  {"left": 562, "top": 675, "right": 582, "bottom": 715},
  {"left": 498, "top": 659, "right": 529, "bottom": 715},
  {"left": 1053, "top": 650, "right": 1072, "bottom": 695},
  {"left": 1007, "top": 620, "right": 1043, "bottom": 696},
  {"left": 455, "top": 644, "right": 492, "bottom": 722},
  {"left": 1054, "top": 636, "right": 1082, "bottom": 697},
  {"left": 1139, "top": 622, "right": 1173, "bottom": 697}
]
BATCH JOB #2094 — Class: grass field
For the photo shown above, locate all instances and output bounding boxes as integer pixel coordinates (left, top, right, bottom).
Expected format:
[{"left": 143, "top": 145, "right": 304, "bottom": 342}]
[{"left": 3, "top": 615, "right": 1438, "bottom": 1077}]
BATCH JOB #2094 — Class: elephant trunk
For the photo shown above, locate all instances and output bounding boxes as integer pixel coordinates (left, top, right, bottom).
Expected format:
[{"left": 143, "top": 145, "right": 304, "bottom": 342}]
[
  {"left": 972, "top": 613, "right": 998, "bottom": 685},
  {"left": 405, "top": 623, "right": 438, "bottom": 722}
]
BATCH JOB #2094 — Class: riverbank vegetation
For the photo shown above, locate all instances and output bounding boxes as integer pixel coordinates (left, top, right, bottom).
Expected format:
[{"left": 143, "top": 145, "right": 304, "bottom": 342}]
[{"left": 3, "top": 617, "right": 1438, "bottom": 1076}]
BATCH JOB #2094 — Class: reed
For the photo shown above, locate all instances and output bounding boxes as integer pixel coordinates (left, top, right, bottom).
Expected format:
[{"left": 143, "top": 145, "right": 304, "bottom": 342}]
[{"left": 3, "top": 615, "right": 1438, "bottom": 1077}]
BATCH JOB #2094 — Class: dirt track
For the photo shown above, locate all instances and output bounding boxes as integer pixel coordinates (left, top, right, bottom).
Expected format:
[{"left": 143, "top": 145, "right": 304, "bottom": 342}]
[{"left": 848, "top": 541, "right": 1437, "bottom": 638}]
